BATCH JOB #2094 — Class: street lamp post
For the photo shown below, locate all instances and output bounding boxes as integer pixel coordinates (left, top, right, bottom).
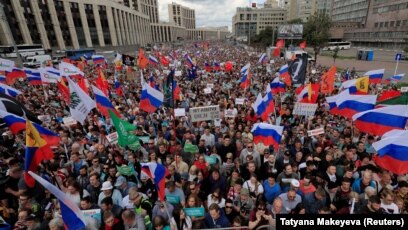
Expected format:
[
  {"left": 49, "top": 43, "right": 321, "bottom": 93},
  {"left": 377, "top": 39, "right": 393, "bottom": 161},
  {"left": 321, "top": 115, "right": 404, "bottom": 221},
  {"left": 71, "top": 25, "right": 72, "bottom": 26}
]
[{"left": 0, "top": 3, "right": 23, "bottom": 65}]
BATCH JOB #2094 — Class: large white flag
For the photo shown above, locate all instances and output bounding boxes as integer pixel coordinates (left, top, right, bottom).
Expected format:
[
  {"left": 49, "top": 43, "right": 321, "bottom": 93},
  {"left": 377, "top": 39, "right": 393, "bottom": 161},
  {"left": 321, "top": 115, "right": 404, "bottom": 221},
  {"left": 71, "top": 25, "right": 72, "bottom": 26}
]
[
  {"left": 39, "top": 67, "right": 61, "bottom": 83},
  {"left": 59, "top": 62, "right": 84, "bottom": 77},
  {"left": 66, "top": 76, "right": 96, "bottom": 124}
]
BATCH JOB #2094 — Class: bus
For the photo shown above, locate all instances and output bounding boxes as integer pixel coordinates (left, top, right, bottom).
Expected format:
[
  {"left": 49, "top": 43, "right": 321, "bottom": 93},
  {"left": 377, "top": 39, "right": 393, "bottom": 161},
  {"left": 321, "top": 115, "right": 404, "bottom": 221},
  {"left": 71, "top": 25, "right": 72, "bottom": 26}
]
[
  {"left": 323, "top": 41, "right": 352, "bottom": 51},
  {"left": 0, "top": 44, "right": 45, "bottom": 59},
  {"left": 65, "top": 48, "right": 96, "bottom": 61}
]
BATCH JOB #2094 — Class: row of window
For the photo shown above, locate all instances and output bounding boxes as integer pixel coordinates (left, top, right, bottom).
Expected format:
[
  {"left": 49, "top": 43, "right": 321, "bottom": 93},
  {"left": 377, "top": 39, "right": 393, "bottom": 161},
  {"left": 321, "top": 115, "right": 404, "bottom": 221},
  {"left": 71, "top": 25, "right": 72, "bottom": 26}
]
[
  {"left": 345, "top": 31, "right": 408, "bottom": 39},
  {"left": 374, "top": 20, "right": 408, "bottom": 28},
  {"left": 373, "top": 2, "right": 408, "bottom": 14}
]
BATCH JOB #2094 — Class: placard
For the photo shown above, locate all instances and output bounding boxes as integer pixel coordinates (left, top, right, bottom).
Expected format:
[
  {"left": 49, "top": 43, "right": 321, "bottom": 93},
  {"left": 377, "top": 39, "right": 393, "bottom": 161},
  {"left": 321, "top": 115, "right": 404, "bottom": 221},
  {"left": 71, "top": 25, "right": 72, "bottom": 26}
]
[
  {"left": 175, "top": 108, "right": 186, "bottom": 117},
  {"left": 307, "top": 128, "right": 325, "bottom": 136},
  {"left": 224, "top": 109, "right": 236, "bottom": 118},
  {"left": 82, "top": 209, "right": 101, "bottom": 221},
  {"left": 166, "top": 195, "right": 180, "bottom": 204},
  {"left": 204, "top": 88, "right": 212, "bottom": 94},
  {"left": 190, "top": 105, "right": 220, "bottom": 122},
  {"left": 184, "top": 207, "right": 205, "bottom": 217},
  {"left": 206, "top": 83, "right": 214, "bottom": 88},
  {"left": 175, "top": 71, "right": 182, "bottom": 77},
  {"left": 106, "top": 132, "right": 118, "bottom": 144},
  {"left": 400, "top": 87, "right": 408, "bottom": 92},
  {"left": 293, "top": 103, "right": 318, "bottom": 117},
  {"left": 235, "top": 98, "right": 246, "bottom": 105},
  {"left": 139, "top": 136, "right": 150, "bottom": 143},
  {"left": 214, "top": 118, "right": 222, "bottom": 127},
  {"left": 63, "top": 117, "right": 77, "bottom": 126},
  {"left": 37, "top": 115, "right": 51, "bottom": 123},
  {"left": 204, "top": 155, "right": 217, "bottom": 165}
]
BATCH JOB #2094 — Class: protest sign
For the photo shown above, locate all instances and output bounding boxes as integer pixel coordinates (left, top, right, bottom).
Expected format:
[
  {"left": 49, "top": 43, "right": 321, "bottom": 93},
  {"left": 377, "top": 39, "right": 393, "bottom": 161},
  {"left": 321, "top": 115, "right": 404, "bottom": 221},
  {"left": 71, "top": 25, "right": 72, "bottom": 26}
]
[
  {"left": 293, "top": 103, "right": 318, "bottom": 117},
  {"left": 190, "top": 105, "right": 220, "bottom": 122},
  {"left": 206, "top": 83, "right": 214, "bottom": 88},
  {"left": 184, "top": 207, "right": 205, "bottom": 217},
  {"left": 224, "top": 109, "right": 236, "bottom": 118},
  {"left": 37, "top": 115, "right": 51, "bottom": 123},
  {"left": 82, "top": 209, "right": 101, "bottom": 221},
  {"left": 307, "top": 128, "right": 325, "bottom": 136},
  {"left": 235, "top": 98, "right": 245, "bottom": 105},
  {"left": 106, "top": 132, "right": 118, "bottom": 144},
  {"left": 204, "top": 88, "right": 212, "bottom": 94},
  {"left": 175, "top": 108, "right": 186, "bottom": 117},
  {"left": 63, "top": 117, "right": 77, "bottom": 126}
]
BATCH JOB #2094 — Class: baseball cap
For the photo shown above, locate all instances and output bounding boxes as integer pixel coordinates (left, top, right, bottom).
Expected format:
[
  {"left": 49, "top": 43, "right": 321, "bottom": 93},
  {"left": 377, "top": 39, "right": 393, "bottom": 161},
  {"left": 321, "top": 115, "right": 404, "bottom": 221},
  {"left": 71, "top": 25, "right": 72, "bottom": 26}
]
[
  {"left": 101, "top": 181, "right": 113, "bottom": 191},
  {"left": 240, "top": 188, "right": 249, "bottom": 196},
  {"left": 114, "top": 176, "right": 127, "bottom": 187},
  {"left": 181, "top": 172, "right": 189, "bottom": 180}
]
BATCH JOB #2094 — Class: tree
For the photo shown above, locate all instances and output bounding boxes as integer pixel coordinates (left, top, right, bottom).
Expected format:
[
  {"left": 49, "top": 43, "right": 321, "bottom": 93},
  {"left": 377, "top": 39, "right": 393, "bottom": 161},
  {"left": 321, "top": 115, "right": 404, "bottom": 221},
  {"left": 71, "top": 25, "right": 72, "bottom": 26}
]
[
  {"left": 250, "top": 27, "right": 278, "bottom": 48},
  {"left": 303, "top": 12, "right": 332, "bottom": 63},
  {"left": 287, "top": 18, "right": 303, "bottom": 24},
  {"left": 404, "top": 37, "right": 408, "bottom": 53}
]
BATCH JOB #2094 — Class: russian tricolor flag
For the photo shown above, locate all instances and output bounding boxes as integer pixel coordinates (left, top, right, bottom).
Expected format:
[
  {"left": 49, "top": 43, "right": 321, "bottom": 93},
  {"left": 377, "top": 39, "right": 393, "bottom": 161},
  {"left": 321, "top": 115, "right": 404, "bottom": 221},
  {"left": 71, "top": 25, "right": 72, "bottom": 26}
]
[
  {"left": 240, "top": 63, "right": 251, "bottom": 89},
  {"left": 365, "top": 69, "right": 384, "bottom": 84},
  {"left": 24, "top": 68, "right": 42, "bottom": 85},
  {"left": 92, "top": 55, "right": 105, "bottom": 65},
  {"left": 252, "top": 93, "right": 268, "bottom": 121},
  {"left": 185, "top": 54, "right": 194, "bottom": 67},
  {"left": 251, "top": 123, "right": 284, "bottom": 150},
  {"left": 270, "top": 77, "right": 285, "bottom": 95},
  {"left": 335, "top": 90, "right": 377, "bottom": 119},
  {"left": 0, "top": 83, "right": 22, "bottom": 97},
  {"left": 6, "top": 67, "right": 26, "bottom": 79},
  {"left": 205, "top": 61, "right": 212, "bottom": 72},
  {"left": 258, "top": 53, "right": 267, "bottom": 64},
  {"left": 148, "top": 55, "right": 159, "bottom": 65},
  {"left": 352, "top": 105, "right": 408, "bottom": 136},
  {"left": 384, "top": 73, "right": 404, "bottom": 84},
  {"left": 279, "top": 64, "right": 291, "bottom": 86},
  {"left": 28, "top": 171, "right": 86, "bottom": 229},
  {"left": 372, "top": 130, "right": 408, "bottom": 175},
  {"left": 140, "top": 71, "right": 163, "bottom": 113},
  {"left": 213, "top": 62, "right": 220, "bottom": 71},
  {"left": 0, "top": 110, "right": 59, "bottom": 146},
  {"left": 326, "top": 95, "right": 340, "bottom": 115},
  {"left": 141, "top": 162, "right": 169, "bottom": 201},
  {"left": 91, "top": 85, "right": 120, "bottom": 118},
  {"left": 262, "top": 85, "right": 275, "bottom": 119}
]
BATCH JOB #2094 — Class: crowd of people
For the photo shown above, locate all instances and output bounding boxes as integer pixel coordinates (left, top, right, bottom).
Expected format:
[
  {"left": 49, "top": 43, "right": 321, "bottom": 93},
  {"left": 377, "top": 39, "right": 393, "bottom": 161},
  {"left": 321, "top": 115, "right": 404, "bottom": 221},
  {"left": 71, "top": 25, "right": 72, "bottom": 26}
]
[{"left": 0, "top": 41, "right": 407, "bottom": 230}]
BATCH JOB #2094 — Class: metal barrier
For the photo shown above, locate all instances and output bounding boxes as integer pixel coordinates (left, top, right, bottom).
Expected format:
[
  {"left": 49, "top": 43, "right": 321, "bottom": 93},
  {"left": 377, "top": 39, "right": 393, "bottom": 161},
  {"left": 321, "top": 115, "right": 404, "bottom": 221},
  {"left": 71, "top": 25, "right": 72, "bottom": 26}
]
[{"left": 198, "top": 224, "right": 275, "bottom": 230}]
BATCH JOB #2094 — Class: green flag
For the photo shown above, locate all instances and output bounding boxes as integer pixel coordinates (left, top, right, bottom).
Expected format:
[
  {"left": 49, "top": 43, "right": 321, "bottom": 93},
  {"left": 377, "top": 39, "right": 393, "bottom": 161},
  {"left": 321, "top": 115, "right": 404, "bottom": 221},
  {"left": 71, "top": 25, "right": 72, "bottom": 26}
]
[
  {"left": 376, "top": 93, "right": 408, "bottom": 106},
  {"left": 108, "top": 110, "right": 139, "bottom": 148},
  {"left": 183, "top": 143, "right": 199, "bottom": 153}
]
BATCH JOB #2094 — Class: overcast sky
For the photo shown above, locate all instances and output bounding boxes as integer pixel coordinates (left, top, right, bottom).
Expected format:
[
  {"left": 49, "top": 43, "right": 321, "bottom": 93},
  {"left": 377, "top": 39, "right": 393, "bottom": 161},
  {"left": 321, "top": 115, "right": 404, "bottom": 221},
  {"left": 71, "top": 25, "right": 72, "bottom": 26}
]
[{"left": 158, "top": 0, "right": 267, "bottom": 30}]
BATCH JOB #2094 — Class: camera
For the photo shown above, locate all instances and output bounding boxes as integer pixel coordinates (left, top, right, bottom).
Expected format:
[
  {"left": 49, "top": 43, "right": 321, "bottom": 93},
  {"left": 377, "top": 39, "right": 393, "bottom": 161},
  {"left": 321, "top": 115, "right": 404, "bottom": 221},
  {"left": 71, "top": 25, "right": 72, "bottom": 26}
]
[{"left": 240, "top": 203, "right": 251, "bottom": 215}]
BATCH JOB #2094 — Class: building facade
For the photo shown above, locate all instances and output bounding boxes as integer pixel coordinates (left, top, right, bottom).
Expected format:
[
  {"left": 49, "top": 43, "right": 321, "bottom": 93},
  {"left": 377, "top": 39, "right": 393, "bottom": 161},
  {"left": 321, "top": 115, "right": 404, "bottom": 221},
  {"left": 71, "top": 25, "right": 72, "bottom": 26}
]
[
  {"left": 316, "top": 0, "right": 333, "bottom": 16},
  {"left": 232, "top": 6, "right": 287, "bottom": 39},
  {"left": 343, "top": 0, "right": 408, "bottom": 48},
  {"left": 0, "top": 0, "right": 152, "bottom": 50},
  {"left": 168, "top": 2, "right": 196, "bottom": 29},
  {"left": 331, "top": 0, "right": 369, "bottom": 23}
]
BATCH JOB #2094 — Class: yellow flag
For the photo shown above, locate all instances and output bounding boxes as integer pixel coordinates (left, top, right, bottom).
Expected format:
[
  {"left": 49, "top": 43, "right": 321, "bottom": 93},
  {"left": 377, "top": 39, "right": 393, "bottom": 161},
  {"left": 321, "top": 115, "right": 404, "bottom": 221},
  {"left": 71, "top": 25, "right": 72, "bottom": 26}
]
[
  {"left": 355, "top": 76, "right": 369, "bottom": 94},
  {"left": 26, "top": 119, "right": 47, "bottom": 148},
  {"left": 307, "top": 83, "right": 312, "bottom": 101}
]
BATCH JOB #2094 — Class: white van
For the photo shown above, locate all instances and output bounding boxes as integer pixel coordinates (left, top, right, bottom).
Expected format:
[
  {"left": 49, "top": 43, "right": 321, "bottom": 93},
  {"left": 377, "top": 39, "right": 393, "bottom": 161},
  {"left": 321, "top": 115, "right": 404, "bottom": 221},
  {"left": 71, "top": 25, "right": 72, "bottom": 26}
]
[
  {"left": 285, "top": 50, "right": 315, "bottom": 63},
  {"left": 23, "top": 55, "right": 52, "bottom": 68}
]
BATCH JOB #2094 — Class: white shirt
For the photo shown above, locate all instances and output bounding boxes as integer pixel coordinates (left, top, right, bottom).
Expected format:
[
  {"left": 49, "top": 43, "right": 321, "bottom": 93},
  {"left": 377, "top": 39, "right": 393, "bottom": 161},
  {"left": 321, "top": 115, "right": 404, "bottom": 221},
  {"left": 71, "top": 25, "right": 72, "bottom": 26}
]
[
  {"left": 207, "top": 194, "right": 225, "bottom": 209},
  {"left": 243, "top": 180, "right": 264, "bottom": 194}
]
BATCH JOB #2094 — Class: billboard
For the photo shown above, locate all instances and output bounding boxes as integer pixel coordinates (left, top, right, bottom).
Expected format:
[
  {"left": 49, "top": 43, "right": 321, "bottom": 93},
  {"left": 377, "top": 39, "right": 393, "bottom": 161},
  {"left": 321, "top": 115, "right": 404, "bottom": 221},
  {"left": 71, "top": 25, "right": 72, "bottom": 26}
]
[{"left": 278, "top": 24, "right": 304, "bottom": 39}]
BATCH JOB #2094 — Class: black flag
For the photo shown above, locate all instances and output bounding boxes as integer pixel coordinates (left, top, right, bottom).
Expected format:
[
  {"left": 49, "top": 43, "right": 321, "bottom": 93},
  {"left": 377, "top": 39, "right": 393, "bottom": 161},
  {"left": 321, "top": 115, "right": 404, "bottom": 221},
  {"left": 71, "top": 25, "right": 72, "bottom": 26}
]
[
  {"left": 0, "top": 93, "right": 41, "bottom": 127},
  {"left": 288, "top": 53, "right": 308, "bottom": 85}
]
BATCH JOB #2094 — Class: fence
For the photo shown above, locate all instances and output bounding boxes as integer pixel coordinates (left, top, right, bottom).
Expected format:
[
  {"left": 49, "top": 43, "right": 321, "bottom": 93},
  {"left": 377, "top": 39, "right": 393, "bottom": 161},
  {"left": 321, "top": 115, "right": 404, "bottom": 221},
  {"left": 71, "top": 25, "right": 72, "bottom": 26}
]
[{"left": 199, "top": 224, "right": 275, "bottom": 230}]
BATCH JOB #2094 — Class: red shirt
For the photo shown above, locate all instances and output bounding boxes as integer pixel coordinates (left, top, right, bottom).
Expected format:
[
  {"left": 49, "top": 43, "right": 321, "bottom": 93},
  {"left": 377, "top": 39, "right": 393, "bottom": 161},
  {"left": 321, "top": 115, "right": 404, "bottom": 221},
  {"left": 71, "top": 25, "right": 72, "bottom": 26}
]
[
  {"left": 194, "top": 160, "right": 208, "bottom": 177},
  {"left": 299, "top": 180, "right": 316, "bottom": 195}
]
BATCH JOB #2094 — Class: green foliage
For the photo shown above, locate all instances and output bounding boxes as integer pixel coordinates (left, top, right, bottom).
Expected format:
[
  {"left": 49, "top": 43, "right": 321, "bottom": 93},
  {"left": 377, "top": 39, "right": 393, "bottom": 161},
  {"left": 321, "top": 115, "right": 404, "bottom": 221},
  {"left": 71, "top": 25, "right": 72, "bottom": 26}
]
[
  {"left": 404, "top": 37, "right": 408, "bottom": 53},
  {"left": 287, "top": 18, "right": 303, "bottom": 24},
  {"left": 250, "top": 27, "right": 277, "bottom": 48},
  {"left": 303, "top": 12, "right": 332, "bottom": 62}
]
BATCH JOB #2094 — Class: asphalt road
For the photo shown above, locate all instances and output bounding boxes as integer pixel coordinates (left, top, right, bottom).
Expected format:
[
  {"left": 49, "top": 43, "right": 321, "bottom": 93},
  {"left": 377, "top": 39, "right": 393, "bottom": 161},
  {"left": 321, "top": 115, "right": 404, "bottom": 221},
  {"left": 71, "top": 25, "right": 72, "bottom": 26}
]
[{"left": 315, "top": 47, "right": 408, "bottom": 82}]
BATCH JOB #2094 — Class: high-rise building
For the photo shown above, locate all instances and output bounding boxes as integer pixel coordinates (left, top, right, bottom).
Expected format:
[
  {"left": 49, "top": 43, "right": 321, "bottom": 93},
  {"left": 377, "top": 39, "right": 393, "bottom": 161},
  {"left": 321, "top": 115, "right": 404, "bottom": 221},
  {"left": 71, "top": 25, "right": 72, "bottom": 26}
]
[
  {"left": 280, "top": 0, "right": 316, "bottom": 22},
  {"left": 232, "top": 6, "right": 287, "bottom": 40},
  {"left": 331, "top": 0, "right": 369, "bottom": 23},
  {"left": 343, "top": 0, "right": 408, "bottom": 48},
  {"left": 316, "top": 0, "right": 333, "bottom": 16},
  {"left": 0, "top": 0, "right": 152, "bottom": 50},
  {"left": 168, "top": 2, "right": 196, "bottom": 29}
]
